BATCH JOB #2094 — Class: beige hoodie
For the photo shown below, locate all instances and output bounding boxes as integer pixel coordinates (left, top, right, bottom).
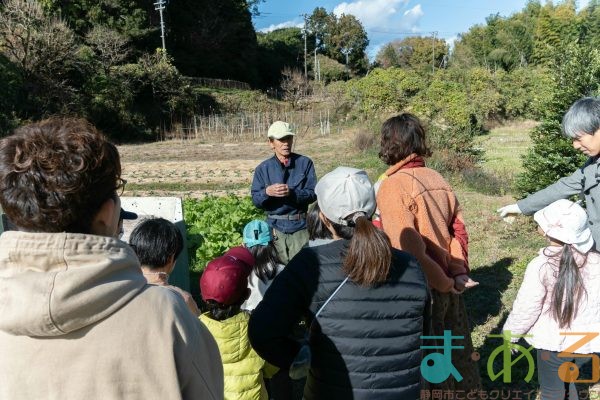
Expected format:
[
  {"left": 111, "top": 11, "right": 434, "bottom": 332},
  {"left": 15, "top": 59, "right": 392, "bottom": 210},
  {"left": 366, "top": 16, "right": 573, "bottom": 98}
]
[{"left": 0, "top": 231, "right": 224, "bottom": 400}]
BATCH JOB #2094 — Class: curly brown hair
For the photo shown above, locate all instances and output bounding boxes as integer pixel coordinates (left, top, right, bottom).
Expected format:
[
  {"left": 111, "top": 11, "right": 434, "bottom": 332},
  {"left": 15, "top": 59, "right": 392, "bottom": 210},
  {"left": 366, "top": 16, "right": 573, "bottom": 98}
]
[
  {"left": 0, "top": 117, "right": 121, "bottom": 233},
  {"left": 378, "top": 113, "right": 432, "bottom": 165}
]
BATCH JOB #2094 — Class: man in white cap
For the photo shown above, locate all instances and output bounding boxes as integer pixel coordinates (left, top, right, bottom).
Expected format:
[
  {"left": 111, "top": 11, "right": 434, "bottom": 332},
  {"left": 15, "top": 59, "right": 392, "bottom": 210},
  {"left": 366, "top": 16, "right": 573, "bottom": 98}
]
[{"left": 251, "top": 121, "right": 317, "bottom": 263}]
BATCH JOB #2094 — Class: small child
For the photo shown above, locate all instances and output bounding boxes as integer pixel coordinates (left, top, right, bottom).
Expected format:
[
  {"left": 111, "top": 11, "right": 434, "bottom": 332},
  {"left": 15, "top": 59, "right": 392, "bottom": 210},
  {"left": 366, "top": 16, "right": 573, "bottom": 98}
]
[
  {"left": 129, "top": 217, "right": 200, "bottom": 316},
  {"left": 242, "top": 220, "right": 285, "bottom": 311},
  {"left": 200, "top": 246, "right": 277, "bottom": 400},
  {"left": 504, "top": 199, "right": 600, "bottom": 400}
]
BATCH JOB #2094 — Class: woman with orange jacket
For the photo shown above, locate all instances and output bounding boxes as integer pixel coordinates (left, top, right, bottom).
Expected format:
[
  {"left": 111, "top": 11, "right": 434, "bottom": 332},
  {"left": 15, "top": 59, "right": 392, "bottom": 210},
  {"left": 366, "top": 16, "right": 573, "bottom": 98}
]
[{"left": 376, "top": 113, "right": 480, "bottom": 391}]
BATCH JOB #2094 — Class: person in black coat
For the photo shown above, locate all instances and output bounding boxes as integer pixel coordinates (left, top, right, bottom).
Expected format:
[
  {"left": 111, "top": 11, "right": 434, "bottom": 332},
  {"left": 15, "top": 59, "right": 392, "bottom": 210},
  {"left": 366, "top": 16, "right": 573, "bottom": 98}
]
[{"left": 249, "top": 166, "right": 430, "bottom": 400}]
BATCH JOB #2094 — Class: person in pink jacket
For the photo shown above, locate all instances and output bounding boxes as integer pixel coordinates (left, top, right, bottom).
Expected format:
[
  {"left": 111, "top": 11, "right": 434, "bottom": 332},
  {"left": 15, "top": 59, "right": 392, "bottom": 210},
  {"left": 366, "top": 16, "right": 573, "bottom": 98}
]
[{"left": 504, "top": 199, "right": 600, "bottom": 400}]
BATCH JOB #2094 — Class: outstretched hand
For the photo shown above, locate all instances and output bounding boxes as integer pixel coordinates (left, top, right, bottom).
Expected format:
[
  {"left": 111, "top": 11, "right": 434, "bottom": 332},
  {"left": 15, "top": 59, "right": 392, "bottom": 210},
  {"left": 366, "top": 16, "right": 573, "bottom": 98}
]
[
  {"left": 454, "top": 274, "right": 479, "bottom": 293},
  {"left": 497, "top": 203, "right": 521, "bottom": 218}
]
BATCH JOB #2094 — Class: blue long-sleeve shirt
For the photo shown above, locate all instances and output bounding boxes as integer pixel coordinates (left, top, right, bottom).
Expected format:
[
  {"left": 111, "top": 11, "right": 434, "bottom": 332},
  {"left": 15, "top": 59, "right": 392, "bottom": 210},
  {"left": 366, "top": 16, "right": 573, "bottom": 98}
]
[{"left": 251, "top": 153, "right": 317, "bottom": 233}]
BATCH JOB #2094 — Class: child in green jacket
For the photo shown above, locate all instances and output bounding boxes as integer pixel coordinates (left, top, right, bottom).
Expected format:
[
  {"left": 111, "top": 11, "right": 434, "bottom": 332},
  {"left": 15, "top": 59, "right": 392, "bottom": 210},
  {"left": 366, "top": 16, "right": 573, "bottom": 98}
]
[{"left": 200, "top": 246, "right": 277, "bottom": 400}]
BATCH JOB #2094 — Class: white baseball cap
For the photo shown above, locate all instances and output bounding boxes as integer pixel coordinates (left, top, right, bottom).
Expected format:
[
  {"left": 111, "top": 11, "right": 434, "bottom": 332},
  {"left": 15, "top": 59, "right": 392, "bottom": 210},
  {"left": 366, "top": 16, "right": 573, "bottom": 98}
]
[
  {"left": 315, "top": 167, "right": 376, "bottom": 226},
  {"left": 267, "top": 121, "right": 295, "bottom": 139},
  {"left": 534, "top": 199, "right": 593, "bottom": 253}
]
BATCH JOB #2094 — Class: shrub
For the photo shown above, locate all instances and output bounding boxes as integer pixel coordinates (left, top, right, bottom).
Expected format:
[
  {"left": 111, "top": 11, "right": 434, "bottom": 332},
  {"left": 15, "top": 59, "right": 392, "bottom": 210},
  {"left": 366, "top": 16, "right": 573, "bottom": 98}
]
[
  {"left": 183, "top": 195, "right": 264, "bottom": 272},
  {"left": 323, "top": 80, "right": 353, "bottom": 120},
  {"left": 354, "top": 129, "right": 375, "bottom": 151},
  {"left": 311, "top": 54, "right": 347, "bottom": 83},
  {"left": 412, "top": 68, "right": 501, "bottom": 132},
  {"left": 208, "top": 88, "right": 280, "bottom": 114},
  {"left": 515, "top": 120, "right": 585, "bottom": 196},
  {"left": 347, "top": 67, "right": 426, "bottom": 116},
  {"left": 496, "top": 67, "right": 554, "bottom": 120}
]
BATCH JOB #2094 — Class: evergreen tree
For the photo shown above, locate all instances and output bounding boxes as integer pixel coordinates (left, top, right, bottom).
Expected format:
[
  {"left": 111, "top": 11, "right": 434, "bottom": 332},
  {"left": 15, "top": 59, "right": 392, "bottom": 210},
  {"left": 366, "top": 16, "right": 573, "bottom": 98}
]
[
  {"left": 256, "top": 27, "right": 305, "bottom": 88},
  {"left": 532, "top": 1, "right": 579, "bottom": 65},
  {"left": 307, "top": 7, "right": 368, "bottom": 74},
  {"left": 166, "top": 0, "right": 260, "bottom": 85},
  {"left": 580, "top": 0, "right": 600, "bottom": 49}
]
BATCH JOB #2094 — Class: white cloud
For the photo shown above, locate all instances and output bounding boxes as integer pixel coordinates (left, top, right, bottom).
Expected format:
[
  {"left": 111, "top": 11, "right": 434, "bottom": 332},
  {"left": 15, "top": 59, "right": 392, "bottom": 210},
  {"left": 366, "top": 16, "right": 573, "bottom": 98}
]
[
  {"left": 258, "top": 20, "right": 303, "bottom": 33},
  {"left": 333, "top": 0, "right": 415, "bottom": 29},
  {"left": 578, "top": 0, "right": 591, "bottom": 10},
  {"left": 403, "top": 4, "right": 423, "bottom": 33},
  {"left": 331, "top": 0, "right": 426, "bottom": 61}
]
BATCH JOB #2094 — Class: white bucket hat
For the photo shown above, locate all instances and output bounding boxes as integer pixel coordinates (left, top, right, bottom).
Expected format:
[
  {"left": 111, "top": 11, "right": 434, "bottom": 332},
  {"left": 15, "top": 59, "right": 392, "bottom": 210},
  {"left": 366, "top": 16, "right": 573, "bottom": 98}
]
[
  {"left": 533, "top": 199, "right": 594, "bottom": 253},
  {"left": 315, "top": 167, "right": 376, "bottom": 226},
  {"left": 267, "top": 121, "right": 295, "bottom": 139}
]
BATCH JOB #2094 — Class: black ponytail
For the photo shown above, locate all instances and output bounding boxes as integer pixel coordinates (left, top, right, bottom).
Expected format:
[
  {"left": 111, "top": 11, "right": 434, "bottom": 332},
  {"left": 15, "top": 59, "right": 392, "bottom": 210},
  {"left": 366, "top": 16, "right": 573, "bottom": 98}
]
[
  {"left": 551, "top": 244, "right": 586, "bottom": 328},
  {"left": 329, "top": 213, "right": 392, "bottom": 286}
]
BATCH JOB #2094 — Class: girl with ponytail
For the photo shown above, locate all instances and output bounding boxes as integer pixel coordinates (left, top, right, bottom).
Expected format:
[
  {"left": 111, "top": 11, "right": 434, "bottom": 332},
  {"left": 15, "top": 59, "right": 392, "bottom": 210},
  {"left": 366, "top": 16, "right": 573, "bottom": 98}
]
[
  {"left": 249, "top": 167, "right": 429, "bottom": 400},
  {"left": 504, "top": 199, "right": 600, "bottom": 400}
]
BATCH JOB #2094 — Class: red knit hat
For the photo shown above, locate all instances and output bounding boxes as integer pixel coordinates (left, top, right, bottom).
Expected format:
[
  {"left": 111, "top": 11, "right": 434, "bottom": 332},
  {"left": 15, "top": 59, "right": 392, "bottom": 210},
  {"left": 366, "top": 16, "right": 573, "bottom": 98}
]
[{"left": 200, "top": 246, "right": 254, "bottom": 305}]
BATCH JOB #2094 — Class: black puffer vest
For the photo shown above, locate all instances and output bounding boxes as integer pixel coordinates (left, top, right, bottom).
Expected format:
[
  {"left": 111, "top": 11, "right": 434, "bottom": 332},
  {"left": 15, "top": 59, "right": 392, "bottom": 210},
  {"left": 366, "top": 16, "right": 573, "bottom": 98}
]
[{"left": 250, "top": 239, "right": 429, "bottom": 400}]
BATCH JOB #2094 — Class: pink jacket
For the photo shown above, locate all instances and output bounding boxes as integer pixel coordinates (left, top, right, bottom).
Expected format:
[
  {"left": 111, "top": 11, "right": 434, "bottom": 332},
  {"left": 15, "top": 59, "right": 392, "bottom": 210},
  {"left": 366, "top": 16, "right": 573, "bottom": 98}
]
[{"left": 504, "top": 246, "right": 600, "bottom": 353}]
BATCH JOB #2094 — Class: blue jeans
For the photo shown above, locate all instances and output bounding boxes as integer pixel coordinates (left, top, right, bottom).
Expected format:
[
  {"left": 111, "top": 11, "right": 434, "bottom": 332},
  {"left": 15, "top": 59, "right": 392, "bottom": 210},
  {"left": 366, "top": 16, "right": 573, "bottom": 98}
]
[{"left": 537, "top": 349, "right": 591, "bottom": 400}]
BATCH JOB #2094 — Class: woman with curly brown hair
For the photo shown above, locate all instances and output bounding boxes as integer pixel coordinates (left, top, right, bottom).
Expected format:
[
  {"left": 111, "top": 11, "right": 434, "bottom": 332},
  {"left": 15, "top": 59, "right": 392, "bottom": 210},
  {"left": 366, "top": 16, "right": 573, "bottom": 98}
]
[
  {"left": 0, "top": 118, "right": 223, "bottom": 399},
  {"left": 376, "top": 113, "right": 481, "bottom": 392}
]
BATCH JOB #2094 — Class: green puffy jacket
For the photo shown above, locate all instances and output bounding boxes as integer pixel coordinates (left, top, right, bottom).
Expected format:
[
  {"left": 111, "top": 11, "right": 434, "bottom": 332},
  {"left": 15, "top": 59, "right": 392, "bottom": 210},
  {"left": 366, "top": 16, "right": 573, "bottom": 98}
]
[{"left": 200, "top": 311, "right": 277, "bottom": 400}]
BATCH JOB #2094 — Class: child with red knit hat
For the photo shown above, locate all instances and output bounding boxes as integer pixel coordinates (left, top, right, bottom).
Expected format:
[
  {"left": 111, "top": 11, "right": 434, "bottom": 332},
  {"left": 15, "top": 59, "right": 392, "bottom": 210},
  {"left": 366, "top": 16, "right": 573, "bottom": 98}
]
[{"left": 200, "top": 246, "right": 277, "bottom": 400}]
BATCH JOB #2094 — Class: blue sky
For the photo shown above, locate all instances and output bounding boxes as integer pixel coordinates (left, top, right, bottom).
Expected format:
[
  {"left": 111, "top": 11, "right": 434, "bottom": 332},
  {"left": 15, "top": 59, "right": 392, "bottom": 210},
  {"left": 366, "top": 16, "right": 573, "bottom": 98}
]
[{"left": 253, "top": 0, "right": 591, "bottom": 59}]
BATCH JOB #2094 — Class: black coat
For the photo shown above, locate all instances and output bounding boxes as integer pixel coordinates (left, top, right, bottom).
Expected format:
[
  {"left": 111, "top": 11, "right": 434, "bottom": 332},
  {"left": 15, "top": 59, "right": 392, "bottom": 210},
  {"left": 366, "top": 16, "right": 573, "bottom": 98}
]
[{"left": 248, "top": 239, "right": 429, "bottom": 400}]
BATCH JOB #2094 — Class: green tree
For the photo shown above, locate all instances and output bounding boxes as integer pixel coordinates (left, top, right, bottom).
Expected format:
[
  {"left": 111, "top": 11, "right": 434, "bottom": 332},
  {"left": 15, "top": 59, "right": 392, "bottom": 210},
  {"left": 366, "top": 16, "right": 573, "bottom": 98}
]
[
  {"left": 376, "top": 36, "right": 447, "bottom": 71},
  {"left": 307, "top": 7, "right": 369, "bottom": 74},
  {"left": 495, "top": 66, "right": 554, "bottom": 119},
  {"left": 86, "top": 50, "right": 195, "bottom": 140},
  {"left": 307, "top": 7, "right": 333, "bottom": 54},
  {"left": 487, "top": 13, "right": 535, "bottom": 69},
  {"left": 0, "top": 0, "right": 83, "bottom": 117},
  {"left": 0, "top": 54, "right": 21, "bottom": 134},
  {"left": 347, "top": 67, "right": 426, "bottom": 115},
  {"left": 375, "top": 43, "right": 399, "bottom": 69},
  {"left": 532, "top": 1, "right": 580, "bottom": 65},
  {"left": 166, "top": 0, "right": 260, "bottom": 85},
  {"left": 327, "top": 13, "right": 369, "bottom": 73},
  {"left": 311, "top": 54, "right": 346, "bottom": 82},
  {"left": 580, "top": 0, "right": 600, "bottom": 49},
  {"left": 40, "top": 0, "right": 153, "bottom": 45},
  {"left": 454, "top": 24, "right": 495, "bottom": 69},
  {"left": 256, "top": 27, "right": 304, "bottom": 88},
  {"left": 85, "top": 25, "right": 130, "bottom": 75}
]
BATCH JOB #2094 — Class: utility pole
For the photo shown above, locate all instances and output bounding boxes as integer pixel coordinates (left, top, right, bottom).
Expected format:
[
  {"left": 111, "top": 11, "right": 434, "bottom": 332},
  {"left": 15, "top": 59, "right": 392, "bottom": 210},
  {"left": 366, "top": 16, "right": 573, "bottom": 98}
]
[
  {"left": 431, "top": 31, "right": 437, "bottom": 73},
  {"left": 341, "top": 47, "right": 351, "bottom": 80},
  {"left": 154, "top": 0, "right": 167, "bottom": 53},
  {"left": 302, "top": 14, "right": 308, "bottom": 78},
  {"left": 314, "top": 36, "right": 319, "bottom": 82}
]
